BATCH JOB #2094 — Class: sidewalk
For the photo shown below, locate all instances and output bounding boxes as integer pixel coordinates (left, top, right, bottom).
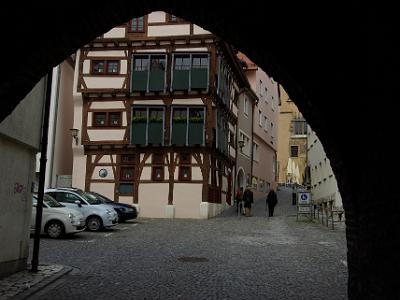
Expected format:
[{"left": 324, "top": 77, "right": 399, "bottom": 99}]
[{"left": 0, "top": 264, "right": 72, "bottom": 300}]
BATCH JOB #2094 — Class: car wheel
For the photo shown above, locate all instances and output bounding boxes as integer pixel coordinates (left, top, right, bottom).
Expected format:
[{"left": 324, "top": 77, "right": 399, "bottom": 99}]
[
  {"left": 45, "top": 221, "right": 65, "bottom": 238},
  {"left": 86, "top": 216, "right": 103, "bottom": 231}
]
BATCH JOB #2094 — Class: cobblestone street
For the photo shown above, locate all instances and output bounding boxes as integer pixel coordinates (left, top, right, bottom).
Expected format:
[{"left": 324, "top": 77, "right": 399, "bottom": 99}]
[{"left": 26, "top": 187, "right": 347, "bottom": 300}]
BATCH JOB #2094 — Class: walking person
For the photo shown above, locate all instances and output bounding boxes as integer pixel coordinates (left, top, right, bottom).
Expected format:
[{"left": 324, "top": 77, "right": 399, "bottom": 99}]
[
  {"left": 243, "top": 186, "right": 254, "bottom": 217},
  {"left": 266, "top": 188, "right": 278, "bottom": 217},
  {"left": 235, "top": 187, "right": 244, "bottom": 216}
]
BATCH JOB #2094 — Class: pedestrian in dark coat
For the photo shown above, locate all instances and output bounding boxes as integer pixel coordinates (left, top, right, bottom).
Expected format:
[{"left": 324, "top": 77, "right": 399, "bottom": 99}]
[
  {"left": 266, "top": 189, "right": 278, "bottom": 217},
  {"left": 243, "top": 186, "right": 254, "bottom": 217}
]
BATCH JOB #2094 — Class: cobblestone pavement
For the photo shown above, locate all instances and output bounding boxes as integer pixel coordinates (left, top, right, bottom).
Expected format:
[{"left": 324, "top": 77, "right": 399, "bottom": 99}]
[
  {"left": 0, "top": 265, "right": 67, "bottom": 300},
  {"left": 25, "top": 187, "right": 347, "bottom": 300}
]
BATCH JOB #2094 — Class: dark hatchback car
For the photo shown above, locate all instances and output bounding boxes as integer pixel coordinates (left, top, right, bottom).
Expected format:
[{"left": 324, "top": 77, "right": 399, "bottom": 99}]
[{"left": 87, "top": 192, "right": 138, "bottom": 222}]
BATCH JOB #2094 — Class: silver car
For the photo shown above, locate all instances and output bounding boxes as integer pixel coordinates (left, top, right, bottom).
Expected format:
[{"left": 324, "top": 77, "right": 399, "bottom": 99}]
[
  {"left": 31, "top": 194, "right": 86, "bottom": 238},
  {"left": 45, "top": 188, "right": 118, "bottom": 231}
]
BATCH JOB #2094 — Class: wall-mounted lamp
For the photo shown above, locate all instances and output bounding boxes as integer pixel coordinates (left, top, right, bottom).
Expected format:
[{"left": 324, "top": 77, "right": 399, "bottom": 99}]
[
  {"left": 70, "top": 128, "right": 79, "bottom": 145},
  {"left": 238, "top": 140, "right": 245, "bottom": 152}
]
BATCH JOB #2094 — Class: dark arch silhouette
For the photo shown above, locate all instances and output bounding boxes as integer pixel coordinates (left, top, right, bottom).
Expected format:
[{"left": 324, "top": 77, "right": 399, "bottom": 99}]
[{"left": 0, "top": 2, "right": 393, "bottom": 299}]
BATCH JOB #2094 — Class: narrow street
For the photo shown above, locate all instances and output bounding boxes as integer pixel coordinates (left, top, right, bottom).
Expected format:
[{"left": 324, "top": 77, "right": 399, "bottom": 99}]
[{"left": 28, "top": 187, "right": 347, "bottom": 300}]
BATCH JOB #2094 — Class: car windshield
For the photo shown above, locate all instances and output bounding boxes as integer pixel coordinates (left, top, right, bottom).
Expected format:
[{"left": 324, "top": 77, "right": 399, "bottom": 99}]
[
  {"left": 44, "top": 194, "right": 64, "bottom": 207},
  {"left": 79, "top": 191, "right": 102, "bottom": 205},
  {"left": 90, "top": 192, "right": 113, "bottom": 204},
  {"left": 33, "top": 194, "right": 64, "bottom": 208}
]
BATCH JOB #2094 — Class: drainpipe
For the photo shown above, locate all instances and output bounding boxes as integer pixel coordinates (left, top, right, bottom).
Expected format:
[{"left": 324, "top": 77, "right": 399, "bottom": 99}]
[{"left": 31, "top": 70, "right": 53, "bottom": 272}]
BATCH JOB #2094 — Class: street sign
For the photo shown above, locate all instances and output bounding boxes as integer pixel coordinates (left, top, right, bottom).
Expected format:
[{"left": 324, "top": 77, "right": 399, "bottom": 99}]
[
  {"left": 298, "top": 206, "right": 312, "bottom": 213},
  {"left": 298, "top": 192, "right": 311, "bottom": 205}
]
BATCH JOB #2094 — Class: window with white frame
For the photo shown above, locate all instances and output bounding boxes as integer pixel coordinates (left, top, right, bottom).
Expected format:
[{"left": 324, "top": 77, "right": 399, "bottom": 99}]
[
  {"left": 259, "top": 80, "right": 263, "bottom": 98},
  {"left": 239, "top": 131, "right": 251, "bottom": 157},
  {"left": 264, "top": 87, "right": 268, "bottom": 103},
  {"left": 271, "top": 95, "right": 275, "bottom": 110},
  {"left": 244, "top": 96, "right": 249, "bottom": 117},
  {"left": 264, "top": 116, "right": 268, "bottom": 131},
  {"left": 253, "top": 142, "right": 259, "bottom": 161},
  {"left": 259, "top": 110, "right": 262, "bottom": 126}
]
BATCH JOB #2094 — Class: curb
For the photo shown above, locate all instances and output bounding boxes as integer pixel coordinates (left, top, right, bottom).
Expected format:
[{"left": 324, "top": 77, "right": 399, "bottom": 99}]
[{"left": 12, "top": 265, "right": 73, "bottom": 300}]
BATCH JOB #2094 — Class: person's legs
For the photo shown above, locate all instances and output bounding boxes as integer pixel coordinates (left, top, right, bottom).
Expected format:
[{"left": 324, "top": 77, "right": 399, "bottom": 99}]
[
  {"left": 271, "top": 205, "right": 275, "bottom": 216},
  {"left": 268, "top": 204, "right": 273, "bottom": 216}
]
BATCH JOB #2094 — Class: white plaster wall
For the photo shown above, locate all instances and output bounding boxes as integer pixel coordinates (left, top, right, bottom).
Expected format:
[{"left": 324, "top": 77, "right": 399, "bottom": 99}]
[
  {"left": 172, "top": 99, "right": 204, "bottom": 105},
  {"left": 118, "top": 196, "right": 134, "bottom": 206},
  {"left": 192, "top": 167, "right": 202, "bottom": 180},
  {"left": 87, "top": 50, "right": 126, "bottom": 57},
  {"left": 92, "top": 166, "right": 114, "bottom": 180},
  {"left": 193, "top": 25, "right": 211, "bottom": 35},
  {"left": 103, "top": 28, "right": 126, "bottom": 38},
  {"left": 91, "top": 101, "right": 125, "bottom": 109},
  {"left": 148, "top": 24, "right": 190, "bottom": 37},
  {"left": 87, "top": 129, "right": 125, "bottom": 141},
  {"left": 138, "top": 183, "right": 169, "bottom": 217},
  {"left": 72, "top": 148, "right": 86, "bottom": 189},
  {"left": 148, "top": 11, "right": 166, "bottom": 23},
  {"left": 133, "top": 100, "right": 164, "bottom": 105},
  {"left": 174, "top": 184, "right": 202, "bottom": 218},
  {"left": 120, "top": 60, "right": 128, "bottom": 74},
  {"left": 0, "top": 137, "right": 34, "bottom": 276},
  {"left": 83, "top": 61, "right": 90, "bottom": 74},
  {"left": 84, "top": 77, "right": 125, "bottom": 89},
  {"left": 135, "top": 49, "right": 167, "bottom": 53},
  {"left": 175, "top": 47, "right": 208, "bottom": 52},
  {"left": 98, "top": 155, "right": 113, "bottom": 163},
  {"left": 90, "top": 182, "right": 115, "bottom": 200},
  {"left": 141, "top": 167, "right": 152, "bottom": 180}
]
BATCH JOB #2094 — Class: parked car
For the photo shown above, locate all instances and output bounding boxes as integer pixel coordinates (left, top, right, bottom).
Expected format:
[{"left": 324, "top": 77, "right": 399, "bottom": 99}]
[
  {"left": 45, "top": 188, "right": 118, "bottom": 231},
  {"left": 31, "top": 194, "right": 85, "bottom": 238},
  {"left": 87, "top": 191, "right": 138, "bottom": 222}
]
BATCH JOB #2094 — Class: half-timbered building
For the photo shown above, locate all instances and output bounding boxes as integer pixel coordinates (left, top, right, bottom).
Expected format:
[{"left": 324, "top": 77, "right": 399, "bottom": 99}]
[{"left": 72, "top": 11, "right": 251, "bottom": 218}]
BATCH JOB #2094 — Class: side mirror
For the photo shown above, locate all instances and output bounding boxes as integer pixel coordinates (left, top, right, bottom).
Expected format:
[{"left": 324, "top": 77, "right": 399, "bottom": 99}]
[{"left": 74, "top": 200, "right": 82, "bottom": 207}]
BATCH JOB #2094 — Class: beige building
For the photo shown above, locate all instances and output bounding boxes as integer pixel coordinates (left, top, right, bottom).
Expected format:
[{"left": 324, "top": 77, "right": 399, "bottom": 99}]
[
  {"left": 277, "top": 85, "right": 307, "bottom": 185},
  {"left": 71, "top": 12, "right": 252, "bottom": 219},
  {"left": 307, "top": 126, "right": 343, "bottom": 209},
  {"left": 0, "top": 78, "right": 46, "bottom": 278},
  {"left": 237, "top": 53, "right": 279, "bottom": 199},
  {"left": 35, "top": 59, "right": 75, "bottom": 189}
]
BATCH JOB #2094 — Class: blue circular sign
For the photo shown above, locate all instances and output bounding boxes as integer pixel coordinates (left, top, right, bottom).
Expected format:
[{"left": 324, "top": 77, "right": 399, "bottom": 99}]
[
  {"left": 99, "top": 168, "right": 108, "bottom": 178},
  {"left": 301, "top": 194, "right": 308, "bottom": 200}
]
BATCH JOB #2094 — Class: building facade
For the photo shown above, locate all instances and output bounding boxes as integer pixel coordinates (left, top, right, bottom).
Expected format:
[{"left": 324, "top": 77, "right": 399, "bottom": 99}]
[
  {"left": 0, "top": 78, "right": 46, "bottom": 278},
  {"left": 71, "top": 11, "right": 251, "bottom": 219},
  {"left": 235, "top": 87, "right": 257, "bottom": 193},
  {"left": 307, "top": 127, "right": 343, "bottom": 209},
  {"left": 237, "top": 53, "right": 279, "bottom": 199},
  {"left": 277, "top": 85, "right": 308, "bottom": 185}
]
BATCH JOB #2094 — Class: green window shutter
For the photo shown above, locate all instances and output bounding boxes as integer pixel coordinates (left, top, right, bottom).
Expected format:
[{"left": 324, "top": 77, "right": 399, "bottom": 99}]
[
  {"left": 188, "top": 108, "right": 204, "bottom": 145},
  {"left": 171, "top": 122, "right": 187, "bottom": 145},
  {"left": 172, "top": 70, "right": 190, "bottom": 90},
  {"left": 148, "top": 121, "right": 163, "bottom": 144},
  {"left": 188, "top": 122, "right": 204, "bottom": 145},
  {"left": 191, "top": 68, "right": 208, "bottom": 90},
  {"left": 132, "top": 70, "right": 148, "bottom": 92},
  {"left": 149, "top": 69, "right": 164, "bottom": 92},
  {"left": 131, "top": 121, "right": 147, "bottom": 144},
  {"left": 171, "top": 108, "right": 187, "bottom": 145},
  {"left": 131, "top": 108, "right": 147, "bottom": 144},
  {"left": 148, "top": 109, "right": 164, "bottom": 144}
]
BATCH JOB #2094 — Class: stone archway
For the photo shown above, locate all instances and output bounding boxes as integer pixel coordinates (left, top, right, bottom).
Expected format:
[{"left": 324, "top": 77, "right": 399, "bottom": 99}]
[
  {"left": 236, "top": 168, "right": 246, "bottom": 190},
  {"left": 0, "top": 2, "right": 395, "bottom": 299}
]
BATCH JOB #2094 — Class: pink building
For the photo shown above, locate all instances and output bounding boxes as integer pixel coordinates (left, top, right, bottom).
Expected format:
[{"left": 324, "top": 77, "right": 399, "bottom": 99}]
[{"left": 237, "top": 53, "right": 279, "bottom": 199}]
